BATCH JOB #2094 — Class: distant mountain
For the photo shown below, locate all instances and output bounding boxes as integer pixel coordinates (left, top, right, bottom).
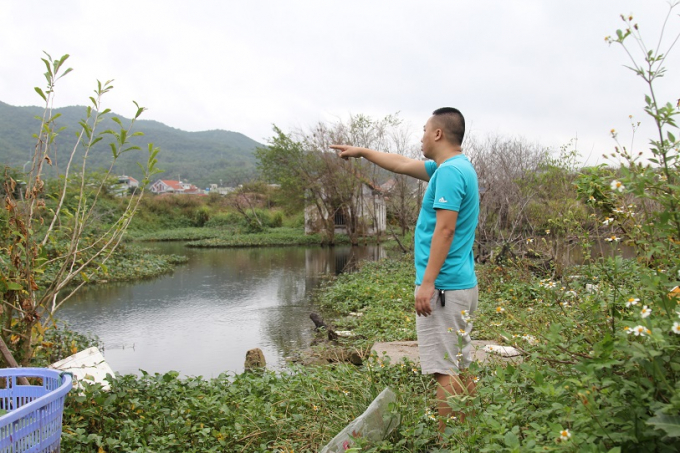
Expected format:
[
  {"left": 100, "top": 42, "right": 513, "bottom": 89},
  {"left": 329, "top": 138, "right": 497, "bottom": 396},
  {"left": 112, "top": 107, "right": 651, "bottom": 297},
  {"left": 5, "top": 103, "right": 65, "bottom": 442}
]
[{"left": 0, "top": 100, "right": 263, "bottom": 188}]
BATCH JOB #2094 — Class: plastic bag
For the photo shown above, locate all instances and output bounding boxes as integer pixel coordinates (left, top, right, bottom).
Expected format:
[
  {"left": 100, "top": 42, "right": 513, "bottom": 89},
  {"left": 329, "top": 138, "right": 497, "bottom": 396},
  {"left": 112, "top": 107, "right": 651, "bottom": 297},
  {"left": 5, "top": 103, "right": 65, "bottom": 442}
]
[{"left": 320, "top": 387, "right": 400, "bottom": 453}]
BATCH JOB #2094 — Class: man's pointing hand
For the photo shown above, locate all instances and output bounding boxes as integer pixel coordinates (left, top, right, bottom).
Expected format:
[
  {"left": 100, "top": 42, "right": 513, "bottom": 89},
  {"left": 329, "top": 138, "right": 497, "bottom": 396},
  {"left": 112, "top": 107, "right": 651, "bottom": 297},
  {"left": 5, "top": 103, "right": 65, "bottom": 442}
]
[{"left": 329, "top": 145, "right": 363, "bottom": 160}]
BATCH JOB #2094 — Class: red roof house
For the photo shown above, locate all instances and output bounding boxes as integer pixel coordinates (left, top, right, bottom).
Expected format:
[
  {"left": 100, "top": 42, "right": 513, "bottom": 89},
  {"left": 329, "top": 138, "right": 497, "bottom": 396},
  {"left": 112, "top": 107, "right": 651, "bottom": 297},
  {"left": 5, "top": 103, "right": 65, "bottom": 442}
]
[{"left": 149, "top": 179, "right": 202, "bottom": 195}]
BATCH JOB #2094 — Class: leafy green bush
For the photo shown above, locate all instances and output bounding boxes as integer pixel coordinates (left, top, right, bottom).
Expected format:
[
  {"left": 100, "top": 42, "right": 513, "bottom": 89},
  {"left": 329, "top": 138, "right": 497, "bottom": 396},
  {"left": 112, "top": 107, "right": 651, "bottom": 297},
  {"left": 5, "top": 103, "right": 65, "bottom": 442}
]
[
  {"left": 282, "top": 211, "right": 305, "bottom": 228},
  {"left": 192, "top": 205, "right": 211, "bottom": 227},
  {"left": 31, "top": 324, "right": 102, "bottom": 368},
  {"left": 203, "top": 211, "right": 242, "bottom": 228}
]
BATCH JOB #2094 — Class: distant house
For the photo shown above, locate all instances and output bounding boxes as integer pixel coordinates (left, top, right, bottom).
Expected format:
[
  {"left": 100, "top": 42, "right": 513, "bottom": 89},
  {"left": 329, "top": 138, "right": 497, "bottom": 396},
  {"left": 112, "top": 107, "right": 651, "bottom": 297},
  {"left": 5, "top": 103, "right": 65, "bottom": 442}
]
[
  {"left": 379, "top": 178, "right": 397, "bottom": 193},
  {"left": 304, "top": 182, "right": 386, "bottom": 236},
  {"left": 149, "top": 179, "right": 203, "bottom": 195},
  {"left": 111, "top": 175, "right": 140, "bottom": 196},
  {"left": 207, "top": 184, "right": 235, "bottom": 195},
  {"left": 118, "top": 175, "right": 139, "bottom": 189}
]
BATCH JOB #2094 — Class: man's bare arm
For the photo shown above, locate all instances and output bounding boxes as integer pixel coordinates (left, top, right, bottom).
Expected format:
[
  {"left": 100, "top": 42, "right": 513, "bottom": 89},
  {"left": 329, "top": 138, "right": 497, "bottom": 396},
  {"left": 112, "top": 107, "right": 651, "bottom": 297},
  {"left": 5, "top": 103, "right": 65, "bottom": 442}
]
[
  {"left": 329, "top": 145, "right": 430, "bottom": 181},
  {"left": 415, "top": 209, "right": 458, "bottom": 316}
]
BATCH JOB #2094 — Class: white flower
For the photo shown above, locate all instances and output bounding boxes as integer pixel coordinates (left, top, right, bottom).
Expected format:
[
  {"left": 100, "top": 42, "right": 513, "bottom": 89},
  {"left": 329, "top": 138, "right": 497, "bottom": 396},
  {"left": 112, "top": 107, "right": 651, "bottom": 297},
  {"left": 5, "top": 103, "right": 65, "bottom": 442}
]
[
  {"left": 626, "top": 298, "right": 639, "bottom": 307},
  {"left": 672, "top": 322, "right": 680, "bottom": 335},
  {"left": 640, "top": 306, "right": 651, "bottom": 318},
  {"left": 604, "top": 235, "right": 621, "bottom": 242},
  {"left": 522, "top": 334, "right": 538, "bottom": 345},
  {"left": 496, "top": 306, "right": 505, "bottom": 313},
  {"left": 460, "top": 310, "right": 469, "bottom": 317},
  {"left": 526, "top": 238, "right": 534, "bottom": 244},
  {"left": 613, "top": 208, "right": 624, "bottom": 214},
  {"left": 603, "top": 217, "right": 614, "bottom": 226},
  {"left": 559, "top": 429, "right": 571, "bottom": 441},
  {"left": 631, "top": 325, "right": 649, "bottom": 336},
  {"left": 457, "top": 329, "right": 467, "bottom": 336},
  {"left": 611, "top": 180, "right": 625, "bottom": 192}
]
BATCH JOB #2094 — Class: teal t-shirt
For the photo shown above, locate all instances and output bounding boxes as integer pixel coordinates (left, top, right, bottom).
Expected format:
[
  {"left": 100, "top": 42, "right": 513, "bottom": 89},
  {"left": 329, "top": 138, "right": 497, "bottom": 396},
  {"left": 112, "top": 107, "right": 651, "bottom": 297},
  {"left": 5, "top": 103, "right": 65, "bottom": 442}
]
[{"left": 414, "top": 155, "right": 479, "bottom": 290}]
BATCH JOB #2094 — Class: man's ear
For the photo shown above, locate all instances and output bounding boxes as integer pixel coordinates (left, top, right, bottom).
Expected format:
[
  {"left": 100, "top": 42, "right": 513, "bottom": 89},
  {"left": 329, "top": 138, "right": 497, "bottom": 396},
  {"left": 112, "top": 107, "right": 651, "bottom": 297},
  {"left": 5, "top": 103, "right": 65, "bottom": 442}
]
[{"left": 434, "top": 128, "right": 443, "bottom": 141}]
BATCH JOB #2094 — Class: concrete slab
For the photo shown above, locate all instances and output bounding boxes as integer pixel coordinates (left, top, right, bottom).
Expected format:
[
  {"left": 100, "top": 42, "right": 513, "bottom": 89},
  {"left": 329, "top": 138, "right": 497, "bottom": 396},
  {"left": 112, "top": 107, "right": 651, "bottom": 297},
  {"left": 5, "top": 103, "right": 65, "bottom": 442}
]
[{"left": 371, "top": 340, "right": 522, "bottom": 367}]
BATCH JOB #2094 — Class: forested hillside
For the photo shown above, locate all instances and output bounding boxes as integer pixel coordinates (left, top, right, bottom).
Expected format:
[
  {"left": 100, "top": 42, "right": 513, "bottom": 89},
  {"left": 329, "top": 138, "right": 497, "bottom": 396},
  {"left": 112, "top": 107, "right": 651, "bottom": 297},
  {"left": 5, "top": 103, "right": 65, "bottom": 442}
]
[{"left": 0, "top": 100, "right": 261, "bottom": 187}]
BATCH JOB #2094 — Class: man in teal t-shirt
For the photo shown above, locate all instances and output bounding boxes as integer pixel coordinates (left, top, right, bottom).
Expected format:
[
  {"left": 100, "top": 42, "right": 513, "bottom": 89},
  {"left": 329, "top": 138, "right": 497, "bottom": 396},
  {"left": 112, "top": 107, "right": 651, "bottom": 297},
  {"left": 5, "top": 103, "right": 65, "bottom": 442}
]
[
  {"left": 415, "top": 156, "right": 478, "bottom": 290},
  {"left": 331, "top": 107, "right": 479, "bottom": 431}
]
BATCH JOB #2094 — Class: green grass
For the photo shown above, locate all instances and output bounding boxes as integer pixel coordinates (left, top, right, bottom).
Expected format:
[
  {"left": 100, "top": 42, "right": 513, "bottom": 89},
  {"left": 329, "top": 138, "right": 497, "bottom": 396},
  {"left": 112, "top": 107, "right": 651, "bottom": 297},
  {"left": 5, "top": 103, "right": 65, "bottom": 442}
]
[
  {"left": 129, "top": 226, "right": 235, "bottom": 242},
  {"left": 37, "top": 245, "right": 188, "bottom": 288},
  {"left": 187, "top": 228, "right": 350, "bottom": 247}
]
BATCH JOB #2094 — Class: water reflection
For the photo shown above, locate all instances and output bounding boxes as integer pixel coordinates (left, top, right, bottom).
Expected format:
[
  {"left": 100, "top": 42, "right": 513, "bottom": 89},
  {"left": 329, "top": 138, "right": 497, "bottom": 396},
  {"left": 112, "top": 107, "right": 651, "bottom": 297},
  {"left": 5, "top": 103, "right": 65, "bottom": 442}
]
[{"left": 57, "top": 244, "right": 384, "bottom": 378}]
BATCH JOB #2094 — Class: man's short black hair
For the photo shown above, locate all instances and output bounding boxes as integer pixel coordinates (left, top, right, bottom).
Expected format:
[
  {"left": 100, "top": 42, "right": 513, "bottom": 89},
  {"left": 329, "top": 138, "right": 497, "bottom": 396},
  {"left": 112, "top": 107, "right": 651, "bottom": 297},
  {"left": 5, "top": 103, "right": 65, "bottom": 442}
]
[{"left": 432, "top": 107, "right": 465, "bottom": 146}]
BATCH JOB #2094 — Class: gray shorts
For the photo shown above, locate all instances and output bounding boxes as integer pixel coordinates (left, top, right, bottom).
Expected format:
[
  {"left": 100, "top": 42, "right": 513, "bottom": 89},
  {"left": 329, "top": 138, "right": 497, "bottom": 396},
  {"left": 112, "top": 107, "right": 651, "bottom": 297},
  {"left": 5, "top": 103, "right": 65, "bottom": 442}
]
[{"left": 415, "top": 285, "right": 479, "bottom": 375}]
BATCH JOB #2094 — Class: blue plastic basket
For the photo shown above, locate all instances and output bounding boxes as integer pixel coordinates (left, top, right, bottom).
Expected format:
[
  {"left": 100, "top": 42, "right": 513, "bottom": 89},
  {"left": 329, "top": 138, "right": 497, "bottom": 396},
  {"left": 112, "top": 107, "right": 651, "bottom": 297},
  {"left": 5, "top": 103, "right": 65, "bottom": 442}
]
[{"left": 0, "top": 368, "right": 73, "bottom": 453}]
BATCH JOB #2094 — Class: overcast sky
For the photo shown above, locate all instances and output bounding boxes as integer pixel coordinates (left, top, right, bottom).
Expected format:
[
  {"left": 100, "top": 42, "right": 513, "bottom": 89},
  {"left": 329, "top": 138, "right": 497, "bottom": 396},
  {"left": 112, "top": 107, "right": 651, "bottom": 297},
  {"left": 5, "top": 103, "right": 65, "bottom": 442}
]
[{"left": 1, "top": 1, "right": 679, "bottom": 165}]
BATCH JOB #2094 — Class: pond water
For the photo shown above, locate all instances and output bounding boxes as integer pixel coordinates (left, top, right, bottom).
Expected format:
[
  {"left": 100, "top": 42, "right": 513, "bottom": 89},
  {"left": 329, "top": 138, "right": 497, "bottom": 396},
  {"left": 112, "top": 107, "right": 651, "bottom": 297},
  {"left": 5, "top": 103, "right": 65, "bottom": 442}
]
[{"left": 57, "top": 243, "right": 385, "bottom": 378}]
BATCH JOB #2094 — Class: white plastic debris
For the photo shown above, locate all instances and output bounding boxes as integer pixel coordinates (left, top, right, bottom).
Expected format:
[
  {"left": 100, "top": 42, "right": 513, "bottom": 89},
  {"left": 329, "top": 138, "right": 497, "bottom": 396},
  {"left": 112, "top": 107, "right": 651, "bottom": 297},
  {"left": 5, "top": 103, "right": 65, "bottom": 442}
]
[
  {"left": 320, "top": 387, "right": 400, "bottom": 453},
  {"left": 585, "top": 284, "right": 599, "bottom": 294},
  {"left": 50, "top": 347, "right": 115, "bottom": 390},
  {"left": 483, "top": 345, "right": 522, "bottom": 357},
  {"left": 335, "top": 330, "right": 356, "bottom": 337}
]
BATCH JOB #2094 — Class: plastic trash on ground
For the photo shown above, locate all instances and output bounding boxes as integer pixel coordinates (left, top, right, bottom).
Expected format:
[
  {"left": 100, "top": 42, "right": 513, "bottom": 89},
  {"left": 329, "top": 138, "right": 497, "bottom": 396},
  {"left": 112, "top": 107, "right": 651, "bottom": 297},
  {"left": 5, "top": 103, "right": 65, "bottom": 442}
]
[
  {"left": 50, "top": 346, "right": 115, "bottom": 390},
  {"left": 483, "top": 344, "right": 521, "bottom": 357},
  {"left": 320, "top": 387, "right": 400, "bottom": 453}
]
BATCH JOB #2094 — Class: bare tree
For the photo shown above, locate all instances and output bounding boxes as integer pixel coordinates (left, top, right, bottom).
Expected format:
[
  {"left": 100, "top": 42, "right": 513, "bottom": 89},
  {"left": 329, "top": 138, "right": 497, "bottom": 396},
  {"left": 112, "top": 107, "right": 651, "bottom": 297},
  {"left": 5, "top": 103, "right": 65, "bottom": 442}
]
[
  {"left": 257, "top": 114, "right": 411, "bottom": 245},
  {"left": 465, "top": 134, "right": 549, "bottom": 258}
]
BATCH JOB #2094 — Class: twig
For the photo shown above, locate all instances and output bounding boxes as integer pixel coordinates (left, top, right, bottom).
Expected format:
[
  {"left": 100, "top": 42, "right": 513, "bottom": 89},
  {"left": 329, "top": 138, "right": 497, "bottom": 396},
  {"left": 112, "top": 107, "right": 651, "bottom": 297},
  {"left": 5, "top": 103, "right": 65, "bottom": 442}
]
[{"left": 0, "top": 336, "right": 30, "bottom": 385}]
